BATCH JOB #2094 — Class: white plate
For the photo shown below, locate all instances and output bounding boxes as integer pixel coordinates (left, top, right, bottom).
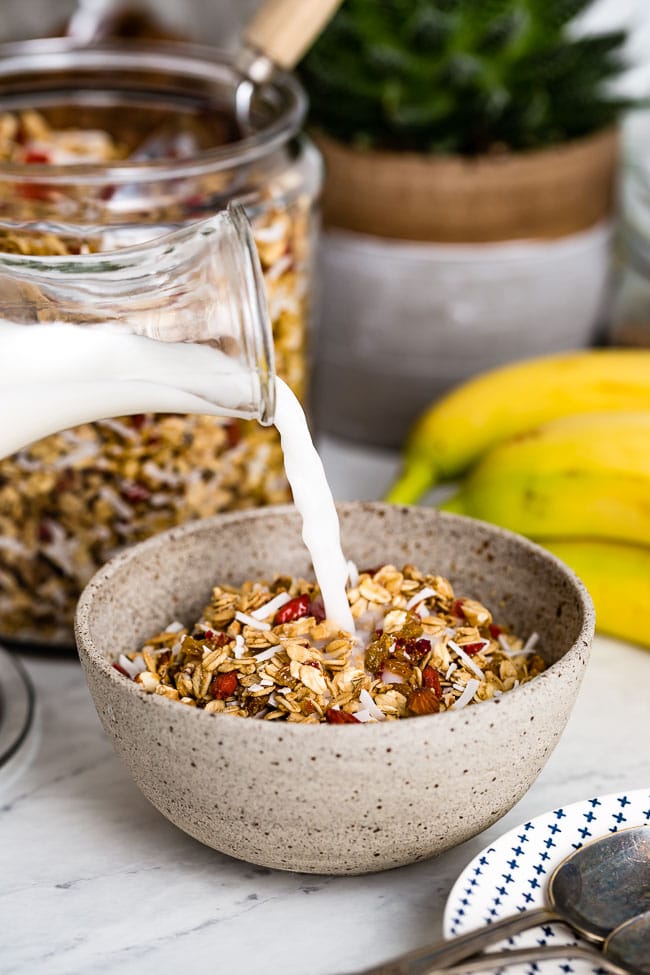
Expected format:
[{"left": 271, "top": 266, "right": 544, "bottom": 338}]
[
  {"left": 0, "top": 645, "right": 37, "bottom": 790},
  {"left": 443, "top": 788, "right": 650, "bottom": 975}
]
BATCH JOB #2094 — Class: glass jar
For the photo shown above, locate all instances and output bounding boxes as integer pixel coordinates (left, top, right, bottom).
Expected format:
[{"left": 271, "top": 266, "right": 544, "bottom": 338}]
[{"left": 0, "top": 39, "right": 322, "bottom": 645}]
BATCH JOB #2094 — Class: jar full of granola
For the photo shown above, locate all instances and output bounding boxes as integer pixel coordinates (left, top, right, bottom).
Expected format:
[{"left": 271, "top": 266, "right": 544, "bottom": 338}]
[{"left": 0, "top": 39, "right": 322, "bottom": 646}]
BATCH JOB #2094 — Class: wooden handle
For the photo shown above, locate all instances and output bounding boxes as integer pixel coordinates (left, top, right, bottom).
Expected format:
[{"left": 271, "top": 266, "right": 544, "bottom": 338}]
[{"left": 244, "top": 0, "right": 344, "bottom": 71}]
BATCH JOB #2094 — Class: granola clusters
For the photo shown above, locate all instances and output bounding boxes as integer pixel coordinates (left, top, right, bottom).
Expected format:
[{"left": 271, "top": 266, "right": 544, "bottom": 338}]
[
  {"left": 117, "top": 564, "right": 547, "bottom": 723},
  {"left": 0, "top": 111, "right": 314, "bottom": 644}
]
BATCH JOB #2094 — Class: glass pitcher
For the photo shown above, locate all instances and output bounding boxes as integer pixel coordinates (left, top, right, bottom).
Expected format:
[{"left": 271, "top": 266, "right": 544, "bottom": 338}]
[{"left": 0, "top": 203, "right": 275, "bottom": 459}]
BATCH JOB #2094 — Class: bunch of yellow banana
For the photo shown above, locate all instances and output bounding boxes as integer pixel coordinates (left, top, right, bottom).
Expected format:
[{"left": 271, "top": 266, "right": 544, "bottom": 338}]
[{"left": 385, "top": 349, "right": 650, "bottom": 647}]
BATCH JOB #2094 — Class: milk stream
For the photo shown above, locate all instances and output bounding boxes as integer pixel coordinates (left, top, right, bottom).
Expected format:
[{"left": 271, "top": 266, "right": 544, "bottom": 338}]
[
  {"left": 274, "top": 379, "right": 354, "bottom": 633},
  {"left": 1, "top": 322, "right": 355, "bottom": 631}
]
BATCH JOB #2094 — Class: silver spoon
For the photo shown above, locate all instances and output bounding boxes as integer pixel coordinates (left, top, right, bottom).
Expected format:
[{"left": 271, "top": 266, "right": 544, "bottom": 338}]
[
  {"left": 233, "top": 0, "right": 344, "bottom": 133},
  {"left": 424, "top": 910, "right": 650, "bottom": 975},
  {"left": 348, "top": 826, "right": 650, "bottom": 974}
]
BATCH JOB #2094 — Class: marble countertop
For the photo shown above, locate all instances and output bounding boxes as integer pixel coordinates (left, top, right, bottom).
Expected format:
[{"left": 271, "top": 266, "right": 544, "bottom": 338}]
[{"left": 2, "top": 436, "right": 649, "bottom": 975}]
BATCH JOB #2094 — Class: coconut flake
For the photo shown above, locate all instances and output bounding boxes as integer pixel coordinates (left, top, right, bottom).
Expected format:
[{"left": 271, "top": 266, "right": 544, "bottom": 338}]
[
  {"left": 353, "top": 709, "right": 372, "bottom": 723},
  {"left": 523, "top": 631, "right": 540, "bottom": 652},
  {"left": 0, "top": 535, "right": 30, "bottom": 557},
  {"left": 254, "top": 647, "right": 276, "bottom": 662},
  {"left": 248, "top": 683, "right": 266, "bottom": 693},
  {"left": 359, "top": 689, "right": 386, "bottom": 721},
  {"left": 53, "top": 441, "right": 99, "bottom": 468},
  {"left": 99, "top": 486, "right": 134, "bottom": 521},
  {"left": 266, "top": 253, "right": 293, "bottom": 283},
  {"left": 235, "top": 610, "right": 270, "bottom": 631},
  {"left": 118, "top": 653, "right": 146, "bottom": 679},
  {"left": 233, "top": 634, "right": 248, "bottom": 659},
  {"left": 382, "top": 669, "right": 404, "bottom": 685},
  {"left": 97, "top": 418, "right": 138, "bottom": 442},
  {"left": 346, "top": 560, "right": 359, "bottom": 588},
  {"left": 164, "top": 621, "right": 185, "bottom": 634},
  {"left": 250, "top": 592, "right": 291, "bottom": 620},
  {"left": 448, "top": 639, "right": 485, "bottom": 681},
  {"left": 445, "top": 662, "right": 457, "bottom": 681},
  {"left": 501, "top": 633, "right": 540, "bottom": 657},
  {"left": 260, "top": 678, "right": 274, "bottom": 687},
  {"left": 406, "top": 587, "right": 436, "bottom": 611},
  {"left": 498, "top": 634, "right": 512, "bottom": 653},
  {"left": 254, "top": 220, "right": 286, "bottom": 244},
  {"left": 142, "top": 461, "right": 183, "bottom": 487},
  {"left": 451, "top": 678, "right": 480, "bottom": 710}
]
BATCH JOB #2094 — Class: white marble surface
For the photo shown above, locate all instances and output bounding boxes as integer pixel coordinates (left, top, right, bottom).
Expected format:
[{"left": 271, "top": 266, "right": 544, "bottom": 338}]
[{"left": 2, "top": 436, "right": 650, "bottom": 975}]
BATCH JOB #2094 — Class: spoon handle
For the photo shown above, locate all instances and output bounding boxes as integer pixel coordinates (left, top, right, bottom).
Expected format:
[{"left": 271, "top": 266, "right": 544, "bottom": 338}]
[
  {"left": 353, "top": 907, "right": 561, "bottom": 974},
  {"left": 243, "top": 0, "right": 344, "bottom": 71},
  {"left": 423, "top": 944, "right": 629, "bottom": 975}
]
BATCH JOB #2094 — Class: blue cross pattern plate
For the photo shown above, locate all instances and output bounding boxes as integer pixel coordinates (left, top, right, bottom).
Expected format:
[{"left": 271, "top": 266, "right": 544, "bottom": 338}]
[{"left": 443, "top": 788, "right": 650, "bottom": 975}]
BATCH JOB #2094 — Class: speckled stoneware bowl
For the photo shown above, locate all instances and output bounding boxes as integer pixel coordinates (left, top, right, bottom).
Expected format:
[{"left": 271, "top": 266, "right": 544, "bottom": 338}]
[{"left": 75, "top": 503, "right": 594, "bottom": 875}]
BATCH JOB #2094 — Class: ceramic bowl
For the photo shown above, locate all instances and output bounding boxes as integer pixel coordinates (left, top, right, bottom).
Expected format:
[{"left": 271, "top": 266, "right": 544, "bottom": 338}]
[{"left": 75, "top": 503, "right": 594, "bottom": 875}]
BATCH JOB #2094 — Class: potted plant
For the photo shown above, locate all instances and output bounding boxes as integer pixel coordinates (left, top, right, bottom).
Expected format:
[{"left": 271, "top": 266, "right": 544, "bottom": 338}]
[{"left": 299, "top": 0, "right": 630, "bottom": 446}]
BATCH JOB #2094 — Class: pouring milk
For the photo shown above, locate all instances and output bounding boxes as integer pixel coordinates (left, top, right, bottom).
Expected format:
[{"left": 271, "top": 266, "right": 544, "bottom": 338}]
[{"left": 1, "top": 321, "right": 354, "bottom": 631}]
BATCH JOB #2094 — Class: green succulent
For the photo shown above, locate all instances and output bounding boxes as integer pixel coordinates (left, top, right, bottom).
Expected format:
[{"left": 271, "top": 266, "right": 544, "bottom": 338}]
[{"left": 299, "top": 0, "right": 630, "bottom": 155}]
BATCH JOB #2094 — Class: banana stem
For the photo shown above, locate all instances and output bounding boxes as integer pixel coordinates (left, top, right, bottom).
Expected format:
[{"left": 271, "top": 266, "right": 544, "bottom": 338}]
[
  {"left": 384, "top": 456, "right": 437, "bottom": 504},
  {"left": 438, "top": 492, "right": 466, "bottom": 514}
]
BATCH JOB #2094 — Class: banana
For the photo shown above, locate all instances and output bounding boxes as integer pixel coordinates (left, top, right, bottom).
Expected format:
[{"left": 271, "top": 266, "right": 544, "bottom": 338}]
[
  {"left": 440, "top": 412, "right": 650, "bottom": 545},
  {"left": 385, "top": 349, "right": 650, "bottom": 504},
  {"left": 543, "top": 539, "right": 650, "bottom": 648}
]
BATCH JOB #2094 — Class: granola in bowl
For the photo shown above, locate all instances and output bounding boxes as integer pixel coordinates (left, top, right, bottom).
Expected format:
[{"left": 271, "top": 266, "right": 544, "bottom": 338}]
[{"left": 115, "top": 563, "right": 547, "bottom": 722}]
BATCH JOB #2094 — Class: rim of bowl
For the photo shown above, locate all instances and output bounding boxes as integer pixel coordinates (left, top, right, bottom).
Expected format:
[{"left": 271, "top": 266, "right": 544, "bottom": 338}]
[{"left": 75, "top": 503, "right": 595, "bottom": 736}]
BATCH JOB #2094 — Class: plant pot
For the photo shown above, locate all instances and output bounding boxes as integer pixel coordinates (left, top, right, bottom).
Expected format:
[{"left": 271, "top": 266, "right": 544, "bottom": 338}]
[{"left": 312, "top": 129, "right": 618, "bottom": 447}]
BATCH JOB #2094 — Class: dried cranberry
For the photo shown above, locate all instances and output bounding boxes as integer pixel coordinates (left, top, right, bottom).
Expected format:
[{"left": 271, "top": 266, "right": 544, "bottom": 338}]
[
  {"left": 55, "top": 472, "right": 76, "bottom": 493},
  {"left": 210, "top": 672, "right": 239, "bottom": 700},
  {"left": 38, "top": 521, "right": 53, "bottom": 544},
  {"left": 410, "top": 638, "right": 431, "bottom": 659},
  {"left": 112, "top": 663, "right": 130, "bottom": 679},
  {"left": 121, "top": 482, "right": 151, "bottom": 503},
  {"left": 422, "top": 666, "right": 442, "bottom": 698},
  {"left": 18, "top": 182, "right": 51, "bottom": 201},
  {"left": 131, "top": 414, "right": 147, "bottom": 430},
  {"left": 325, "top": 709, "right": 360, "bottom": 725},
  {"left": 304, "top": 660, "right": 321, "bottom": 670},
  {"left": 225, "top": 420, "right": 241, "bottom": 448},
  {"left": 184, "top": 193, "right": 206, "bottom": 210},
  {"left": 203, "top": 631, "right": 228, "bottom": 648},
  {"left": 395, "top": 637, "right": 430, "bottom": 659},
  {"left": 461, "top": 641, "right": 486, "bottom": 656},
  {"left": 309, "top": 597, "right": 326, "bottom": 622},
  {"left": 489, "top": 623, "right": 502, "bottom": 639},
  {"left": 373, "top": 629, "right": 384, "bottom": 639},
  {"left": 453, "top": 599, "right": 466, "bottom": 618},
  {"left": 23, "top": 150, "right": 50, "bottom": 164},
  {"left": 274, "top": 594, "right": 311, "bottom": 624}
]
